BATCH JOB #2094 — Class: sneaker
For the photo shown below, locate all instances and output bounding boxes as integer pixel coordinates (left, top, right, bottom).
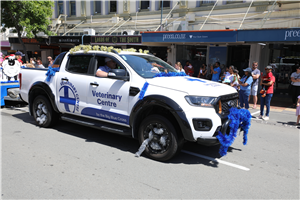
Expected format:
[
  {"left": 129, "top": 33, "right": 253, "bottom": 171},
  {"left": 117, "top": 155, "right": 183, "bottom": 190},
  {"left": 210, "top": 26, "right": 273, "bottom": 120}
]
[
  {"left": 263, "top": 116, "right": 269, "bottom": 121},
  {"left": 256, "top": 115, "right": 263, "bottom": 119}
]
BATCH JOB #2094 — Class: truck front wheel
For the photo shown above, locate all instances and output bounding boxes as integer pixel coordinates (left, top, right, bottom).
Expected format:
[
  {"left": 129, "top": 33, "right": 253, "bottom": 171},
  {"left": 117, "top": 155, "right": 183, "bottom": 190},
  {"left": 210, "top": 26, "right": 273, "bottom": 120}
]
[
  {"left": 138, "top": 115, "right": 181, "bottom": 161},
  {"left": 32, "top": 95, "right": 58, "bottom": 127}
]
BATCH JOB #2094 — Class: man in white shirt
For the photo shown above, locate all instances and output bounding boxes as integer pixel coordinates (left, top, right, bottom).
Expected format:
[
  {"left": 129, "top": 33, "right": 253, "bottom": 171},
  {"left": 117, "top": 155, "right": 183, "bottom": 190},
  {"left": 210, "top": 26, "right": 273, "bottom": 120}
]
[{"left": 96, "top": 57, "right": 116, "bottom": 77}]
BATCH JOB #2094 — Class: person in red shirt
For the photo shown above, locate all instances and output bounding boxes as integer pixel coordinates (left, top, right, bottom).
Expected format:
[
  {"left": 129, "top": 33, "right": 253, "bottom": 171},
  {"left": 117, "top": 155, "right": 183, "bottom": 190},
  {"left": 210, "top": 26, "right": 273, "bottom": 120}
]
[
  {"left": 15, "top": 51, "right": 25, "bottom": 64},
  {"left": 259, "top": 72, "right": 272, "bottom": 97},
  {"left": 257, "top": 66, "right": 275, "bottom": 121}
]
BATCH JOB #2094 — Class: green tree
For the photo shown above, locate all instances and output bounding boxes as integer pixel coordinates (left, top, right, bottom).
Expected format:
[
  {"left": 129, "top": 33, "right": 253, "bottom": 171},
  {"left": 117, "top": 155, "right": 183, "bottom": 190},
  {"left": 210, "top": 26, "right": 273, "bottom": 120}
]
[{"left": 1, "top": 0, "right": 54, "bottom": 62}]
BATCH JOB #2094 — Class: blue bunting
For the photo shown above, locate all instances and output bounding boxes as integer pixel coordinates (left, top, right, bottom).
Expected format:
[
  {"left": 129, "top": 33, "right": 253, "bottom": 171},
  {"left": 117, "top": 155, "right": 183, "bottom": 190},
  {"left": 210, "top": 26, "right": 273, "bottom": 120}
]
[
  {"left": 216, "top": 107, "right": 252, "bottom": 156},
  {"left": 153, "top": 72, "right": 188, "bottom": 78},
  {"left": 139, "top": 82, "right": 149, "bottom": 100},
  {"left": 45, "top": 67, "right": 60, "bottom": 82},
  {"left": 1, "top": 80, "right": 19, "bottom": 84}
]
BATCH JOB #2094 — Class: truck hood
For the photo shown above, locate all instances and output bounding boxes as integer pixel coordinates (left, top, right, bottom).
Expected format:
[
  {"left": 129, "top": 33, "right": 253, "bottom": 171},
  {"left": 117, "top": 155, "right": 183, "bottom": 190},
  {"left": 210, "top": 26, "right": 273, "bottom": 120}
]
[{"left": 146, "top": 76, "right": 237, "bottom": 97}]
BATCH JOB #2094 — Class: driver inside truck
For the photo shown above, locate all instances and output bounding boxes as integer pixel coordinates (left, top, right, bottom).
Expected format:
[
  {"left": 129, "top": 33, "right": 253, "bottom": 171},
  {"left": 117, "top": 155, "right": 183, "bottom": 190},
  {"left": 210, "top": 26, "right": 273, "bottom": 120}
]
[{"left": 96, "top": 57, "right": 117, "bottom": 77}]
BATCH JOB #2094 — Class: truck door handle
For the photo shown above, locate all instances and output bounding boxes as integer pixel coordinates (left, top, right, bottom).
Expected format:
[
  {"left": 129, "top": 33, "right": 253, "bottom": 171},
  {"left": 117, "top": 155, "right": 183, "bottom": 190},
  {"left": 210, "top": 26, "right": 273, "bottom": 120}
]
[
  {"left": 90, "top": 82, "right": 99, "bottom": 87},
  {"left": 61, "top": 78, "right": 69, "bottom": 82}
]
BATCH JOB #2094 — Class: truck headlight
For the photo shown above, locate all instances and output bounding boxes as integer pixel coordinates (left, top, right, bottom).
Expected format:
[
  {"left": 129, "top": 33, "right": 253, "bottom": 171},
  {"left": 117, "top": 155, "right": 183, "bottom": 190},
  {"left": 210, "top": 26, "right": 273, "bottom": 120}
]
[{"left": 185, "top": 96, "right": 217, "bottom": 107}]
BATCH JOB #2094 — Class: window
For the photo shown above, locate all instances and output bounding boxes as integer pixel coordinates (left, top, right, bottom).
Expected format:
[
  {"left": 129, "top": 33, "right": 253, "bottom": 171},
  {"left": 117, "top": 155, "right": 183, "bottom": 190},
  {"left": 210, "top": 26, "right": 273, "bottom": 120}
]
[
  {"left": 160, "top": 1, "right": 170, "bottom": 9},
  {"left": 52, "top": 52, "right": 67, "bottom": 68},
  {"left": 66, "top": 55, "right": 92, "bottom": 74},
  {"left": 140, "top": 1, "right": 150, "bottom": 10},
  {"left": 226, "top": 0, "right": 243, "bottom": 4},
  {"left": 94, "top": 1, "right": 101, "bottom": 14},
  {"left": 70, "top": 1, "right": 76, "bottom": 16},
  {"left": 202, "top": 0, "right": 214, "bottom": 4},
  {"left": 120, "top": 54, "right": 177, "bottom": 78},
  {"left": 110, "top": 1, "right": 117, "bottom": 13},
  {"left": 58, "top": 1, "right": 64, "bottom": 15}
]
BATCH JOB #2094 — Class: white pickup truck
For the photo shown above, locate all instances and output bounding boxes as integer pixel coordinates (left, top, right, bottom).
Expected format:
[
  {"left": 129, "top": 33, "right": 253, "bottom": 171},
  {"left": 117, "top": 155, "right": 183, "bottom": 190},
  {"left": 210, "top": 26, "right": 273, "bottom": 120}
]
[{"left": 19, "top": 46, "right": 240, "bottom": 161}]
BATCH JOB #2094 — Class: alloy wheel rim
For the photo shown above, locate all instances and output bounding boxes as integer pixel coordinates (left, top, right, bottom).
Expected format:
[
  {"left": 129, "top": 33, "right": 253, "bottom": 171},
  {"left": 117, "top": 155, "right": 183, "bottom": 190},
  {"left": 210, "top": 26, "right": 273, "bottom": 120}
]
[
  {"left": 143, "top": 123, "right": 170, "bottom": 154},
  {"left": 35, "top": 101, "right": 48, "bottom": 125}
]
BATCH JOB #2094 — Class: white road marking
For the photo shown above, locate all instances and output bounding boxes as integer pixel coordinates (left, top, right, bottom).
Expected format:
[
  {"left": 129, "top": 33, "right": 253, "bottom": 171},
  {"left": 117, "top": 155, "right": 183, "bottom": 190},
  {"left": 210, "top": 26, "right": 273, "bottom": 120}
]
[
  {"left": 251, "top": 111, "right": 260, "bottom": 115},
  {"left": 182, "top": 150, "right": 250, "bottom": 171}
]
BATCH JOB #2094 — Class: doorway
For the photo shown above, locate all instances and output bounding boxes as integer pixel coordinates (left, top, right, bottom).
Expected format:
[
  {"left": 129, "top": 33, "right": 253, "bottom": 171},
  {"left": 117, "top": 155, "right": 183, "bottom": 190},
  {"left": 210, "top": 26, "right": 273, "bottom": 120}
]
[{"left": 227, "top": 45, "right": 250, "bottom": 76}]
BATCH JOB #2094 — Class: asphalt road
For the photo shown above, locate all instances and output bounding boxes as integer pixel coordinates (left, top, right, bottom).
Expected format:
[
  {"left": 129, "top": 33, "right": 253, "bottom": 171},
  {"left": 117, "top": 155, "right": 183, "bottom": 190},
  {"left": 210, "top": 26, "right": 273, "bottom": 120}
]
[{"left": 1, "top": 106, "right": 299, "bottom": 199}]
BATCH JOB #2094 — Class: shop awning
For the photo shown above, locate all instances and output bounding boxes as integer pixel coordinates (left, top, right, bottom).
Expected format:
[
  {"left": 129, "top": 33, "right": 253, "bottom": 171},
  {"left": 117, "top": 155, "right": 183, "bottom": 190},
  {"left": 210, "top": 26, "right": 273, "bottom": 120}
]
[
  {"left": 237, "top": 28, "right": 300, "bottom": 42},
  {"left": 141, "top": 29, "right": 237, "bottom": 44}
]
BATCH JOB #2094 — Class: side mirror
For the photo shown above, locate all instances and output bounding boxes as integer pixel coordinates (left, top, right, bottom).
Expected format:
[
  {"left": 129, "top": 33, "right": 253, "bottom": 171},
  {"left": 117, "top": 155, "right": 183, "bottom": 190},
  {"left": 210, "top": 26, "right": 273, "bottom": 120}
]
[{"left": 107, "top": 69, "right": 129, "bottom": 81}]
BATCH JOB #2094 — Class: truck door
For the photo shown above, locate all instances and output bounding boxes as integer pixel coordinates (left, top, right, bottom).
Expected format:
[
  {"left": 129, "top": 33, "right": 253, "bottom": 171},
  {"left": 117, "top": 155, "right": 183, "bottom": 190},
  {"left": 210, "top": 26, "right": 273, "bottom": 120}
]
[
  {"left": 56, "top": 54, "right": 94, "bottom": 115},
  {"left": 84, "top": 55, "right": 131, "bottom": 126}
]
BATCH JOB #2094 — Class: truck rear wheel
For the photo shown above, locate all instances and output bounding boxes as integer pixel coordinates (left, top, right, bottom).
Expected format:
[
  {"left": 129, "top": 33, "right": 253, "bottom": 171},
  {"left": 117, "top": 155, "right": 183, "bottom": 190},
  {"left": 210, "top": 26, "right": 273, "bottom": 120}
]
[
  {"left": 32, "top": 95, "right": 58, "bottom": 127},
  {"left": 138, "top": 115, "right": 181, "bottom": 161}
]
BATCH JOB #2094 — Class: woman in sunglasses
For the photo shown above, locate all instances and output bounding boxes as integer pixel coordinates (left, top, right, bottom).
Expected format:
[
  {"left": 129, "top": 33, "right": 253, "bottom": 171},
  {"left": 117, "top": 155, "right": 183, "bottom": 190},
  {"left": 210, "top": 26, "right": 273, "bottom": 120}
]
[{"left": 257, "top": 66, "right": 275, "bottom": 121}]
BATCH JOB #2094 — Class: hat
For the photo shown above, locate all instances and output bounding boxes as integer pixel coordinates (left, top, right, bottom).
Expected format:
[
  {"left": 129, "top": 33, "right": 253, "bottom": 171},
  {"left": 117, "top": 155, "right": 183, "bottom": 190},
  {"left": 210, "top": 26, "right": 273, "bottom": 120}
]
[
  {"left": 15, "top": 51, "right": 25, "bottom": 56},
  {"left": 243, "top": 67, "right": 252, "bottom": 72},
  {"left": 105, "top": 57, "right": 112, "bottom": 62},
  {"left": 265, "top": 66, "right": 273, "bottom": 69}
]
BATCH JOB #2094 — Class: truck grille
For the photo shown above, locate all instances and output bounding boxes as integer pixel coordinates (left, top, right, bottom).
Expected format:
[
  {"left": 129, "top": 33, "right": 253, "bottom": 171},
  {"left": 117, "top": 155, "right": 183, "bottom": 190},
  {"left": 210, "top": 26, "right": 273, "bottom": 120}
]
[{"left": 214, "top": 93, "right": 239, "bottom": 115}]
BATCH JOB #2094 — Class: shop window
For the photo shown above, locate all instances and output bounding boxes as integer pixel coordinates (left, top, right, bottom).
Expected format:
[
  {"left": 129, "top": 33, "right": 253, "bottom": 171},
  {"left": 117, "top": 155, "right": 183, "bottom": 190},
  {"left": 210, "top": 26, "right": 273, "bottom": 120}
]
[
  {"left": 140, "top": 1, "right": 150, "bottom": 10},
  {"left": 176, "top": 45, "right": 207, "bottom": 76},
  {"left": 70, "top": 1, "right": 76, "bottom": 16},
  {"left": 159, "top": 1, "right": 170, "bottom": 9},
  {"left": 94, "top": 1, "right": 101, "bottom": 14},
  {"left": 269, "top": 44, "right": 300, "bottom": 90},
  {"left": 110, "top": 1, "right": 117, "bottom": 13},
  {"left": 58, "top": 1, "right": 64, "bottom": 16}
]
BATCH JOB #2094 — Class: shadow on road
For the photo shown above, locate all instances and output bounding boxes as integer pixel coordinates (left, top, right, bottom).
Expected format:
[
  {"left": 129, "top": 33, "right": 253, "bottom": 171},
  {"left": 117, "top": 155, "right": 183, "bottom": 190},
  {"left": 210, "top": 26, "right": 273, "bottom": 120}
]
[
  {"left": 11, "top": 111, "right": 242, "bottom": 167},
  {"left": 276, "top": 121, "right": 300, "bottom": 128}
]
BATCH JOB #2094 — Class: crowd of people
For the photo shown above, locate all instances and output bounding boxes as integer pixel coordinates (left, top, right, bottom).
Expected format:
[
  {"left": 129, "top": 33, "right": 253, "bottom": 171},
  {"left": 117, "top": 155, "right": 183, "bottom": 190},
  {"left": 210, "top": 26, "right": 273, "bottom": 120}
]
[{"left": 0, "top": 51, "right": 53, "bottom": 69}]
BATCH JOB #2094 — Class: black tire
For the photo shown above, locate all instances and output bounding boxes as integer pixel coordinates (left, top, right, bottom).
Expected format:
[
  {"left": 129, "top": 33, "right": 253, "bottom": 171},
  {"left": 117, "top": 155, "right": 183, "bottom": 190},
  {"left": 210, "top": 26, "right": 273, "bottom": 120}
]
[
  {"left": 138, "top": 115, "right": 181, "bottom": 161},
  {"left": 32, "top": 95, "right": 58, "bottom": 127}
]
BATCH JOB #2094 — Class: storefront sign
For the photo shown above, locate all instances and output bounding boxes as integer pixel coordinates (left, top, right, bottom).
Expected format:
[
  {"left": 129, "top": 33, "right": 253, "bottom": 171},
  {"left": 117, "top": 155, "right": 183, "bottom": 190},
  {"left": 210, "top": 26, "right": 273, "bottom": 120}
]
[
  {"left": 50, "top": 36, "right": 87, "bottom": 44},
  {"left": 91, "top": 36, "right": 141, "bottom": 44},
  {"left": 142, "top": 30, "right": 237, "bottom": 43},
  {"left": 237, "top": 28, "right": 300, "bottom": 42},
  {"left": 9, "top": 37, "right": 46, "bottom": 44}
]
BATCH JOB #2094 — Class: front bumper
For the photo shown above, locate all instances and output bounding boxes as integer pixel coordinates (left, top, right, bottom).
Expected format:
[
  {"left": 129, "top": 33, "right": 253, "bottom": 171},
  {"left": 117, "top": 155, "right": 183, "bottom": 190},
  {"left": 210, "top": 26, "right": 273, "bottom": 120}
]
[{"left": 196, "top": 118, "right": 231, "bottom": 146}]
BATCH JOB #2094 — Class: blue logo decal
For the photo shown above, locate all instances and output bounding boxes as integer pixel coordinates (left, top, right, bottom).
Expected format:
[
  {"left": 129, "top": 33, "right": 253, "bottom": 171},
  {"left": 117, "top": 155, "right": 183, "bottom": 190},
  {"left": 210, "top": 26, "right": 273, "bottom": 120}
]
[
  {"left": 184, "top": 77, "right": 206, "bottom": 83},
  {"left": 59, "top": 81, "right": 79, "bottom": 113}
]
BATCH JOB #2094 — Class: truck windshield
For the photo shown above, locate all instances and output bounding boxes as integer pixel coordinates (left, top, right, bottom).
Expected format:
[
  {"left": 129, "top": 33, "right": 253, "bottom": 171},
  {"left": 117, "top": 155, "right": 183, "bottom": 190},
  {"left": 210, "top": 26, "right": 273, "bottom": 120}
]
[{"left": 120, "top": 54, "right": 178, "bottom": 78}]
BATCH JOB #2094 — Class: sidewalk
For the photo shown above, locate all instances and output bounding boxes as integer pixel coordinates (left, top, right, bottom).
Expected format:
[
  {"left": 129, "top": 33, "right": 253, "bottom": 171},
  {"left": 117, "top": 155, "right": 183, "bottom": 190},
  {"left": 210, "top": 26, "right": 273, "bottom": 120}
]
[{"left": 248, "top": 103, "right": 299, "bottom": 129}]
